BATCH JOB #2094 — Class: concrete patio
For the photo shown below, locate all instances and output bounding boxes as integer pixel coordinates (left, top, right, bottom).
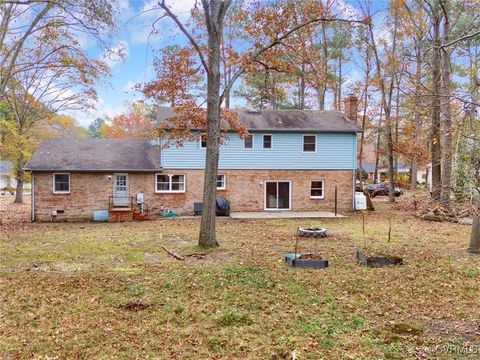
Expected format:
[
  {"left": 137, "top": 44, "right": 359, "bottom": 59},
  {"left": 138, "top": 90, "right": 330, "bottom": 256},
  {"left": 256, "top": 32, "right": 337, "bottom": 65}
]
[{"left": 229, "top": 211, "right": 345, "bottom": 219}]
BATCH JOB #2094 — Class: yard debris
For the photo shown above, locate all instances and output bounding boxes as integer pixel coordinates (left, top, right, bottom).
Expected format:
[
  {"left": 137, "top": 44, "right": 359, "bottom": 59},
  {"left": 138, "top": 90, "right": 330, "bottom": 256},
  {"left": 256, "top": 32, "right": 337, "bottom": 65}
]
[
  {"left": 184, "top": 252, "right": 206, "bottom": 259},
  {"left": 161, "top": 246, "right": 185, "bottom": 260}
]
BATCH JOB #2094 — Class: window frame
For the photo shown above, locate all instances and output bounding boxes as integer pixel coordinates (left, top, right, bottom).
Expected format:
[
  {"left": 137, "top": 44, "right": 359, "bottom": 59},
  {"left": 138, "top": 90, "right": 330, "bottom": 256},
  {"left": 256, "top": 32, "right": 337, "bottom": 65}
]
[
  {"left": 155, "top": 173, "right": 186, "bottom": 193},
  {"left": 216, "top": 174, "right": 226, "bottom": 190},
  {"left": 199, "top": 133, "right": 207, "bottom": 149},
  {"left": 310, "top": 180, "right": 325, "bottom": 199},
  {"left": 303, "top": 134, "right": 317, "bottom": 153},
  {"left": 262, "top": 134, "right": 273, "bottom": 150},
  {"left": 243, "top": 134, "right": 254, "bottom": 150},
  {"left": 52, "top": 173, "right": 70, "bottom": 194}
]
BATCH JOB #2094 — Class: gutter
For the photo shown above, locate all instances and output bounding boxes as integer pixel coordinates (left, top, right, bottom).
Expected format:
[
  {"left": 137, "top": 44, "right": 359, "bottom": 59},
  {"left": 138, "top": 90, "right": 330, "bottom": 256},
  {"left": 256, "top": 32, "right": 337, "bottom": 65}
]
[{"left": 22, "top": 168, "right": 163, "bottom": 173}]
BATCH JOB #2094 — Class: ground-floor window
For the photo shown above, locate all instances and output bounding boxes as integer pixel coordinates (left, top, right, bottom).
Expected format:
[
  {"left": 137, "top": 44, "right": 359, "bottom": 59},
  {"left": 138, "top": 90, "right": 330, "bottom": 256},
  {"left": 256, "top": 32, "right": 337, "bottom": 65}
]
[
  {"left": 217, "top": 174, "right": 226, "bottom": 190},
  {"left": 310, "top": 180, "right": 324, "bottom": 199},
  {"left": 53, "top": 173, "right": 70, "bottom": 194},
  {"left": 156, "top": 174, "right": 185, "bottom": 193}
]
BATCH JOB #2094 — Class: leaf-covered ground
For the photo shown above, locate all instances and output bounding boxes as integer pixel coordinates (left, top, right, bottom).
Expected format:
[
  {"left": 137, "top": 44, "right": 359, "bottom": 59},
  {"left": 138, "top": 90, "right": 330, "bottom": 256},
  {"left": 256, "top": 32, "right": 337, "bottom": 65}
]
[{"left": 1, "top": 196, "right": 479, "bottom": 359}]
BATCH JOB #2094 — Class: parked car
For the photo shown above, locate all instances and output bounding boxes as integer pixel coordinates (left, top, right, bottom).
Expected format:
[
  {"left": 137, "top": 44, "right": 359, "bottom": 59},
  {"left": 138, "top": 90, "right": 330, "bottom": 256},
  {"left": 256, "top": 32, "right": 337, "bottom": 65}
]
[{"left": 365, "top": 183, "right": 403, "bottom": 198}]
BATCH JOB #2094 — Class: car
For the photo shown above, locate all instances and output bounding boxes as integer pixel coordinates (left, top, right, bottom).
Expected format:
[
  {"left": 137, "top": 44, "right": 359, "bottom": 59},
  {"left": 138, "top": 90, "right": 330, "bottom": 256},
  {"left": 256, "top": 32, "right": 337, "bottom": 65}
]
[{"left": 365, "top": 183, "right": 403, "bottom": 198}]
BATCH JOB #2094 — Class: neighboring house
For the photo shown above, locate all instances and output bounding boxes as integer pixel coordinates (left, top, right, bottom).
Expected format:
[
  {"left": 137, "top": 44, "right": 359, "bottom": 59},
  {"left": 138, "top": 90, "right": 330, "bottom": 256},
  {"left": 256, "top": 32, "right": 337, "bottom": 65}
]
[
  {"left": 378, "top": 163, "right": 431, "bottom": 185},
  {"left": 0, "top": 161, "right": 16, "bottom": 193},
  {"left": 25, "top": 106, "right": 361, "bottom": 221}
]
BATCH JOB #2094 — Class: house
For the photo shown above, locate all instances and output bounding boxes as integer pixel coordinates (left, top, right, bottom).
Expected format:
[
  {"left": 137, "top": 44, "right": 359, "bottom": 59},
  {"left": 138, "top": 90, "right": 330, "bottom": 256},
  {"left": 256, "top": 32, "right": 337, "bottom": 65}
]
[{"left": 25, "top": 105, "right": 361, "bottom": 221}]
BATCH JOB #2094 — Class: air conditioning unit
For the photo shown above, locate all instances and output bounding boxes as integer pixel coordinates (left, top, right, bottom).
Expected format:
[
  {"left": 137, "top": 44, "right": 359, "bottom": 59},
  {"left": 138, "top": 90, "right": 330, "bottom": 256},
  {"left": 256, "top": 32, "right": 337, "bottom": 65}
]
[
  {"left": 194, "top": 202, "right": 203, "bottom": 216},
  {"left": 136, "top": 193, "right": 144, "bottom": 204}
]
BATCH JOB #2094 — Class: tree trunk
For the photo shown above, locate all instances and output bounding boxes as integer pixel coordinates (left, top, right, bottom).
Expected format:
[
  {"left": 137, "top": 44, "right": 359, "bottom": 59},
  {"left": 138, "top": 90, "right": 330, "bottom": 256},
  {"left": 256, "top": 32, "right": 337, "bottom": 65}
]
[
  {"left": 440, "top": 4, "right": 452, "bottom": 205},
  {"left": 411, "top": 38, "right": 423, "bottom": 189},
  {"left": 468, "top": 216, "right": 480, "bottom": 254},
  {"left": 14, "top": 156, "right": 24, "bottom": 203},
  {"left": 431, "top": 5, "right": 442, "bottom": 201},
  {"left": 199, "top": 0, "right": 229, "bottom": 248}
]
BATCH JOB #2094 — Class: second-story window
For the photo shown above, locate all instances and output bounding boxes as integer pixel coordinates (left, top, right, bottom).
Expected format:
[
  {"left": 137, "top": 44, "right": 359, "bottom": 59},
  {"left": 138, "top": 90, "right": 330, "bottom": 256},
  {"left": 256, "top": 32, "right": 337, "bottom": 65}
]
[
  {"left": 263, "top": 134, "right": 272, "bottom": 149},
  {"left": 244, "top": 134, "right": 253, "bottom": 149},
  {"left": 303, "top": 135, "right": 316, "bottom": 152},
  {"left": 200, "top": 134, "right": 207, "bottom": 148}
]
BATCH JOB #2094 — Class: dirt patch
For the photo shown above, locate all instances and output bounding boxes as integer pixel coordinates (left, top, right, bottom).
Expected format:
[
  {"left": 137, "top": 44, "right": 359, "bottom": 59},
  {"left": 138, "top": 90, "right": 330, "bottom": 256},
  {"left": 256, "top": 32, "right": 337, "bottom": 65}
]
[
  {"left": 118, "top": 299, "right": 150, "bottom": 312},
  {"left": 298, "top": 253, "right": 323, "bottom": 260},
  {"left": 425, "top": 319, "right": 480, "bottom": 342}
]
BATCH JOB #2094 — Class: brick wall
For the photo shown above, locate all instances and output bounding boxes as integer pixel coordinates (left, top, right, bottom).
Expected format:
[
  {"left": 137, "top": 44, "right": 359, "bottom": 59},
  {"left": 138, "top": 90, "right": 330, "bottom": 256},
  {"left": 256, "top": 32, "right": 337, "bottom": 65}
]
[{"left": 33, "top": 169, "right": 354, "bottom": 221}]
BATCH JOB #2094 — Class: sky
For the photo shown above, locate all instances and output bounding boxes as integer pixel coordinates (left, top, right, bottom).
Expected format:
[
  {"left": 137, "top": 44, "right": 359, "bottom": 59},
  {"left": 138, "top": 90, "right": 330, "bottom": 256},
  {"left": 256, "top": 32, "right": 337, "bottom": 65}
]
[{"left": 77, "top": 0, "right": 389, "bottom": 128}]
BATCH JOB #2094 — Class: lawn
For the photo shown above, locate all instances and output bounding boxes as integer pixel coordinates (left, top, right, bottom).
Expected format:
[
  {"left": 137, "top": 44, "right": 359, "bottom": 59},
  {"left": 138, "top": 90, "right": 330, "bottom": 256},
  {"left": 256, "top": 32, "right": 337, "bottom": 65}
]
[{"left": 1, "top": 196, "right": 479, "bottom": 359}]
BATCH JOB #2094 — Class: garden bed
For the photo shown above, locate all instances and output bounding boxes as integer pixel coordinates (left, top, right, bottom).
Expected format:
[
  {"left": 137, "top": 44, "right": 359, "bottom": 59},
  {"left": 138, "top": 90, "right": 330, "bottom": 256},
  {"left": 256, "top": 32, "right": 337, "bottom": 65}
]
[{"left": 356, "top": 250, "right": 403, "bottom": 267}]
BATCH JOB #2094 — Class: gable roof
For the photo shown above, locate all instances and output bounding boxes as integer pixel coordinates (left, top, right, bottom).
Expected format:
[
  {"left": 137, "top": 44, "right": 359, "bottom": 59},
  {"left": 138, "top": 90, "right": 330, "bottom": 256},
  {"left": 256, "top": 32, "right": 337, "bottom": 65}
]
[
  {"left": 156, "top": 107, "right": 361, "bottom": 133},
  {"left": 25, "top": 138, "right": 161, "bottom": 172}
]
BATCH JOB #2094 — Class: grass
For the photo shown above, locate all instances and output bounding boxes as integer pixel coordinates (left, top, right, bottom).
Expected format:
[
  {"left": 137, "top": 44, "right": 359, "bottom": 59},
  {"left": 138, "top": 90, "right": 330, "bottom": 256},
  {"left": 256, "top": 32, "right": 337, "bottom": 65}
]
[{"left": 0, "top": 199, "right": 479, "bottom": 359}]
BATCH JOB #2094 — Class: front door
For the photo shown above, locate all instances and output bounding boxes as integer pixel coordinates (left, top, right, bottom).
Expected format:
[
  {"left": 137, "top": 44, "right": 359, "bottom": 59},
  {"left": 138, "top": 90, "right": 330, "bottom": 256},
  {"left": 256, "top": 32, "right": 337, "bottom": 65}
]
[
  {"left": 114, "top": 173, "right": 129, "bottom": 206},
  {"left": 265, "top": 181, "right": 291, "bottom": 210}
]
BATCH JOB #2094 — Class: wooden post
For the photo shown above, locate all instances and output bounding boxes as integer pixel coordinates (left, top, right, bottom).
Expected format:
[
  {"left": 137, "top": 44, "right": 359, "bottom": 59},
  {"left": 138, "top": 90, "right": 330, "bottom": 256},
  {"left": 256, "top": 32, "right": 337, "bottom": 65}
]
[{"left": 335, "top": 186, "right": 338, "bottom": 216}]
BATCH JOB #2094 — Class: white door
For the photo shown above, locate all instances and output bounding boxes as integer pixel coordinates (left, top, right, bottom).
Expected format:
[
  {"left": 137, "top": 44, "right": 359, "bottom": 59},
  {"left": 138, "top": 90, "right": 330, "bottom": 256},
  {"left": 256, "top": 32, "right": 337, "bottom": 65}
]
[
  {"left": 114, "top": 173, "right": 129, "bottom": 206},
  {"left": 264, "top": 181, "right": 291, "bottom": 210}
]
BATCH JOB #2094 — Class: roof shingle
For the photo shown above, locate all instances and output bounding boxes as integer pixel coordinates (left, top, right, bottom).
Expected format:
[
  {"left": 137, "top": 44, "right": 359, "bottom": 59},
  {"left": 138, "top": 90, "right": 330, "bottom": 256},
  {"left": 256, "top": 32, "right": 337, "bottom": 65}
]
[{"left": 25, "top": 138, "right": 161, "bottom": 172}]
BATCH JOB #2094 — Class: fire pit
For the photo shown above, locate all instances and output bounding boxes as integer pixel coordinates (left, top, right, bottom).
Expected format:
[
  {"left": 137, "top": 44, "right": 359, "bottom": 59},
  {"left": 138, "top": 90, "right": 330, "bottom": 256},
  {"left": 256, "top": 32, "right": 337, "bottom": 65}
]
[{"left": 298, "top": 227, "right": 327, "bottom": 238}]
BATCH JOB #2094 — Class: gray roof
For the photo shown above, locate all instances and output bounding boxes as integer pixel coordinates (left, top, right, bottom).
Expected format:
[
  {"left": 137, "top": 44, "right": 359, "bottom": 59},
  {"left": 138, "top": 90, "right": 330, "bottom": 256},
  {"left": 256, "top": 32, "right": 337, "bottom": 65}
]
[
  {"left": 157, "top": 107, "right": 361, "bottom": 133},
  {"left": 25, "top": 138, "right": 161, "bottom": 172}
]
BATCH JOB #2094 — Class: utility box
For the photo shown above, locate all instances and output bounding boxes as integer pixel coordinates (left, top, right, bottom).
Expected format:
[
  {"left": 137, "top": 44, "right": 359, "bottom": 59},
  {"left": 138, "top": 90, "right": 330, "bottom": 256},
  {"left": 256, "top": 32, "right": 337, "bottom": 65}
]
[
  {"left": 136, "top": 193, "right": 144, "bottom": 204},
  {"left": 194, "top": 202, "right": 203, "bottom": 216}
]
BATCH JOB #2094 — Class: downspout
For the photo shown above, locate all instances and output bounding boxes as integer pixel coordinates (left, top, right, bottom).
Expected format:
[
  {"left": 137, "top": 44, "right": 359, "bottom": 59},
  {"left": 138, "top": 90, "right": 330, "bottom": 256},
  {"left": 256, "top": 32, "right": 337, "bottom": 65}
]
[
  {"left": 353, "top": 132, "right": 358, "bottom": 211},
  {"left": 31, "top": 172, "right": 35, "bottom": 221}
]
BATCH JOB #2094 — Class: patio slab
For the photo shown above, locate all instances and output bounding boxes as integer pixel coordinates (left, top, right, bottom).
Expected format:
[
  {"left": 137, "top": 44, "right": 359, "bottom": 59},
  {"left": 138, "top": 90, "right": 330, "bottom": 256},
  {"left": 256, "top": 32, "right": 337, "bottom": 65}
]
[{"left": 230, "top": 211, "right": 345, "bottom": 219}]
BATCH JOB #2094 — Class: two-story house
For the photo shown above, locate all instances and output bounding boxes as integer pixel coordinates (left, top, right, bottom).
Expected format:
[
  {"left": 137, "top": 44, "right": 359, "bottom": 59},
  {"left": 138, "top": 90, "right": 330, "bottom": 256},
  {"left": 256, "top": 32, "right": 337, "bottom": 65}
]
[{"left": 25, "top": 106, "right": 361, "bottom": 221}]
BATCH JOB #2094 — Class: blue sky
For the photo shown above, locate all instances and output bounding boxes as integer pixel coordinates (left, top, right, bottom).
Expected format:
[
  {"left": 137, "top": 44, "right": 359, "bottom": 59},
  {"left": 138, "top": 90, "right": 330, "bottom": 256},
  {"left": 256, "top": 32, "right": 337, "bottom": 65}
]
[{"left": 78, "top": 0, "right": 389, "bottom": 128}]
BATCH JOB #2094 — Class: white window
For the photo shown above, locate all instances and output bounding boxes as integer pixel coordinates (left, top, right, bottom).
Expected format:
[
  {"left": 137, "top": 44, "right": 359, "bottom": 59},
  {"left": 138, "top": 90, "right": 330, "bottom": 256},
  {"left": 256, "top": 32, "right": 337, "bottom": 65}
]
[
  {"left": 200, "top": 134, "right": 207, "bottom": 148},
  {"left": 263, "top": 134, "right": 272, "bottom": 149},
  {"left": 156, "top": 174, "right": 185, "bottom": 193},
  {"left": 310, "top": 180, "right": 324, "bottom": 199},
  {"left": 53, "top": 173, "right": 70, "bottom": 194},
  {"left": 303, "top": 135, "right": 316, "bottom": 152},
  {"left": 244, "top": 134, "right": 254, "bottom": 149},
  {"left": 217, "top": 174, "right": 226, "bottom": 190}
]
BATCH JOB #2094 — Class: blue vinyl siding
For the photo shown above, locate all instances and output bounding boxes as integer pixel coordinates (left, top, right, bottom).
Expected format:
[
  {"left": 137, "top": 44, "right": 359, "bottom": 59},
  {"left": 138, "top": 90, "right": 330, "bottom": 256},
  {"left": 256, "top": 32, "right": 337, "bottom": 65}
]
[{"left": 160, "top": 132, "right": 357, "bottom": 170}]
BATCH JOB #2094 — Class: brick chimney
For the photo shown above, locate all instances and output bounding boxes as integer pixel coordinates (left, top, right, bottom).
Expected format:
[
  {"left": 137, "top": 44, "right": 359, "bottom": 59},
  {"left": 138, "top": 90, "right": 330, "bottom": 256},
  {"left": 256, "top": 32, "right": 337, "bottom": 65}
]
[{"left": 343, "top": 94, "right": 358, "bottom": 123}]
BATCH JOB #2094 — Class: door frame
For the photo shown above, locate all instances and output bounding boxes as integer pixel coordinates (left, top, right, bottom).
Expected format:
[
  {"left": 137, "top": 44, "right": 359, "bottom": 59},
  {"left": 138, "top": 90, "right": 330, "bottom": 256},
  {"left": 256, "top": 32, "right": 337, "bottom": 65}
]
[
  {"left": 113, "top": 173, "right": 129, "bottom": 206},
  {"left": 264, "top": 180, "right": 292, "bottom": 211}
]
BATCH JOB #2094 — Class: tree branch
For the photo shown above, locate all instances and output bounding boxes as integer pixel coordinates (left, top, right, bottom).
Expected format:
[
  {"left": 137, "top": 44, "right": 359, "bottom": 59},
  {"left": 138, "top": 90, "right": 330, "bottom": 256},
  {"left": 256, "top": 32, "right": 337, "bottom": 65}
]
[
  {"left": 220, "top": 17, "right": 366, "bottom": 103},
  {"left": 158, "top": 0, "right": 210, "bottom": 75}
]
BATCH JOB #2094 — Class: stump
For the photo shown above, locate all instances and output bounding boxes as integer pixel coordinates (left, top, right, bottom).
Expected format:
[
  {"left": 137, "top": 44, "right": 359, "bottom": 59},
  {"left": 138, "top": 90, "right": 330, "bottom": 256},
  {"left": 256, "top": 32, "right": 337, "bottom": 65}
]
[{"left": 468, "top": 216, "right": 480, "bottom": 254}]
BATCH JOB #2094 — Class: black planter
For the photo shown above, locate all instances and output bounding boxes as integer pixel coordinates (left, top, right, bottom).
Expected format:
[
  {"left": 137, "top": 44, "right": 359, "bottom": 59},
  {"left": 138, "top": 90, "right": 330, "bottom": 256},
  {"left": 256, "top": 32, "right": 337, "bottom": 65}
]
[
  {"left": 356, "top": 250, "right": 403, "bottom": 267},
  {"left": 283, "top": 253, "right": 329, "bottom": 269}
]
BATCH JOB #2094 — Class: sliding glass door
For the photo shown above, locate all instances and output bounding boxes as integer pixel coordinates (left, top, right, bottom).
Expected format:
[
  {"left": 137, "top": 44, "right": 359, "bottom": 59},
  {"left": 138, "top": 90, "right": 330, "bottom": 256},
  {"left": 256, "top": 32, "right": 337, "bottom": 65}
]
[{"left": 265, "top": 181, "right": 291, "bottom": 210}]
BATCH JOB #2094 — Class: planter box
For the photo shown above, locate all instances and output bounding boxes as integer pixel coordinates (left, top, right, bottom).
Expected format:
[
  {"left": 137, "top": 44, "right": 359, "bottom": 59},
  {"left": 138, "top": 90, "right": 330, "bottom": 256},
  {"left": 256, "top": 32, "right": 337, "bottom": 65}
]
[
  {"left": 283, "top": 253, "right": 328, "bottom": 269},
  {"left": 356, "top": 250, "right": 403, "bottom": 267}
]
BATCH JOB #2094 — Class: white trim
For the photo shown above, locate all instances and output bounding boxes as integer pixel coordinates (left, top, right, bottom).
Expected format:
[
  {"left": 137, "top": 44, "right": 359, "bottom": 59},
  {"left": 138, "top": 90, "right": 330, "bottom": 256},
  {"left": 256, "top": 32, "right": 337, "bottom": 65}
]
[
  {"left": 52, "top": 173, "right": 70, "bottom": 194},
  {"left": 243, "top": 134, "right": 254, "bottom": 150},
  {"left": 155, "top": 173, "right": 186, "bottom": 193},
  {"left": 310, "top": 180, "right": 325, "bottom": 199},
  {"left": 302, "top": 134, "right": 317, "bottom": 153},
  {"left": 264, "top": 180, "right": 291, "bottom": 211},
  {"left": 199, "top": 133, "right": 207, "bottom": 149},
  {"left": 262, "top": 134, "right": 273, "bottom": 149},
  {"left": 216, "top": 174, "right": 226, "bottom": 190}
]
